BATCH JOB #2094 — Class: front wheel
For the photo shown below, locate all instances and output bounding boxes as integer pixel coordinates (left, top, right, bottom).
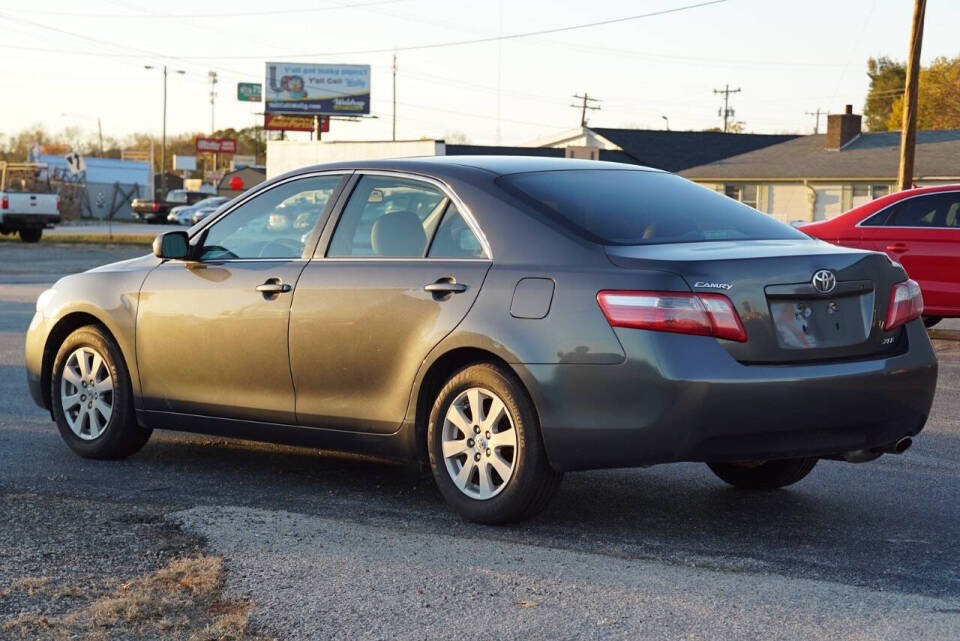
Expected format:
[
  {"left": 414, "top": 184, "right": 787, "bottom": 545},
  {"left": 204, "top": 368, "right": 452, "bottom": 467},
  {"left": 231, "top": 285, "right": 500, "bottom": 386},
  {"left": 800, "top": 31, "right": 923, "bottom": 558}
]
[
  {"left": 51, "top": 325, "right": 152, "bottom": 459},
  {"left": 707, "top": 457, "right": 817, "bottom": 490},
  {"left": 428, "top": 363, "right": 562, "bottom": 524},
  {"left": 19, "top": 228, "right": 42, "bottom": 242}
]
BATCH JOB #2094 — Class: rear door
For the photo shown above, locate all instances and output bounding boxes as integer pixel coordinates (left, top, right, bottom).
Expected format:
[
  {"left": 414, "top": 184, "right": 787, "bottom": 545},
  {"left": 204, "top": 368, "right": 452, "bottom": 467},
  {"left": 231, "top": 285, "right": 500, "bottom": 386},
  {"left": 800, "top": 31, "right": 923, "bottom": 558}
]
[
  {"left": 290, "top": 172, "right": 491, "bottom": 433},
  {"left": 859, "top": 191, "right": 960, "bottom": 313},
  {"left": 136, "top": 173, "right": 347, "bottom": 423}
]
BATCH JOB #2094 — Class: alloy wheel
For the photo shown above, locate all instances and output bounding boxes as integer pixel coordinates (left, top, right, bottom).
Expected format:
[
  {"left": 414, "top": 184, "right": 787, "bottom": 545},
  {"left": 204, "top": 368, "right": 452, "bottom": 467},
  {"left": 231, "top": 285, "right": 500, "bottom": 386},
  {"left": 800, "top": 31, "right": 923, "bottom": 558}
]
[
  {"left": 60, "top": 346, "right": 114, "bottom": 441},
  {"left": 441, "top": 387, "right": 517, "bottom": 500}
]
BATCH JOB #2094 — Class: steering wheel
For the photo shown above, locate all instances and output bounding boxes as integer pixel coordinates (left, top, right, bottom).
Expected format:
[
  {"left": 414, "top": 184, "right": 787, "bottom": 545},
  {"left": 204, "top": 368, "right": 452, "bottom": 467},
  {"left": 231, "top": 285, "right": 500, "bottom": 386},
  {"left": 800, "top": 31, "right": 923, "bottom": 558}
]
[{"left": 257, "top": 238, "right": 303, "bottom": 258}]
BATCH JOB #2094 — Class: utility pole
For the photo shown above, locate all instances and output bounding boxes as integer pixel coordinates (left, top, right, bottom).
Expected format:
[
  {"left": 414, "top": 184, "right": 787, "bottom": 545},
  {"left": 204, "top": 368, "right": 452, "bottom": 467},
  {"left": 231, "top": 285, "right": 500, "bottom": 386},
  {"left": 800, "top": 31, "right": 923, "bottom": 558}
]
[
  {"left": 898, "top": 0, "right": 926, "bottom": 191},
  {"left": 144, "top": 65, "right": 185, "bottom": 198},
  {"left": 96, "top": 117, "right": 103, "bottom": 157},
  {"left": 209, "top": 71, "right": 218, "bottom": 133},
  {"left": 713, "top": 84, "right": 741, "bottom": 133},
  {"left": 570, "top": 93, "right": 601, "bottom": 127},
  {"left": 391, "top": 53, "right": 397, "bottom": 141},
  {"left": 805, "top": 108, "right": 826, "bottom": 134}
]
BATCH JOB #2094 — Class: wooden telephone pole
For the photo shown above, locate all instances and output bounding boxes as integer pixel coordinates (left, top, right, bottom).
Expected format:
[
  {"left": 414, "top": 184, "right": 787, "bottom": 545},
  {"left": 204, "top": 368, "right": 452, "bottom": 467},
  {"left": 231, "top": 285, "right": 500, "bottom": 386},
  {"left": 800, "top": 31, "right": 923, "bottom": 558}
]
[{"left": 897, "top": 0, "right": 927, "bottom": 191}]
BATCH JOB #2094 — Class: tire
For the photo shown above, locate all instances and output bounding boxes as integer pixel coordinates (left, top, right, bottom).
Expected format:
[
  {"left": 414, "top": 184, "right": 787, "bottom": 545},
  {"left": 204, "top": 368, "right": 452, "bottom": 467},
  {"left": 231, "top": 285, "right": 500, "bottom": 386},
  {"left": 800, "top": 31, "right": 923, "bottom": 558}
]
[
  {"left": 427, "top": 363, "right": 562, "bottom": 524},
  {"left": 19, "top": 228, "right": 42, "bottom": 243},
  {"left": 707, "top": 457, "right": 818, "bottom": 490},
  {"left": 51, "top": 325, "right": 151, "bottom": 459},
  {"left": 923, "top": 316, "right": 942, "bottom": 328}
]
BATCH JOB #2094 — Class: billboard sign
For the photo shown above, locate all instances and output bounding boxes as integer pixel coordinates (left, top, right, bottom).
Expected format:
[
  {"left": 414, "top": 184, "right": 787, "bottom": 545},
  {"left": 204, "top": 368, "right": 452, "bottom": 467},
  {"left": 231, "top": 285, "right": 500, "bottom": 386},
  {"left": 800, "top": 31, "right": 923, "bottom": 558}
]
[
  {"left": 265, "top": 62, "right": 370, "bottom": 115},
  {"left": 264, "top": 114, "right": 329, "bottom": 132},
  {"left": 196, "top": 138, "right": 237, "bottom": 154},
  {"left": 237, "top": 82, "right": 262, "bottom": 102}
]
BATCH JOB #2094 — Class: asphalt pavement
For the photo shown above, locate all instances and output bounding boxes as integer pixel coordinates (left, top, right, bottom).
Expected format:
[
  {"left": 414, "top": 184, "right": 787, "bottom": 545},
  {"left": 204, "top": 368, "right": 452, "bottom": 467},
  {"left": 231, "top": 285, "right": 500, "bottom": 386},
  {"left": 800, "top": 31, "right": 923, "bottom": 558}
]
[{"left": 1, "top": 243, "right": 958, "bottom": 640}]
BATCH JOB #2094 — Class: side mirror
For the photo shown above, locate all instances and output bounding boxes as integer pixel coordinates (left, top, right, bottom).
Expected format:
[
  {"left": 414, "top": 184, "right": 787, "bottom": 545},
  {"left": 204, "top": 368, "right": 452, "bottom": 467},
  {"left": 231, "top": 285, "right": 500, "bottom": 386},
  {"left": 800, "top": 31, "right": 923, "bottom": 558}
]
[{"left": 153, "top": 231, "right": 190, "bottom": 260}]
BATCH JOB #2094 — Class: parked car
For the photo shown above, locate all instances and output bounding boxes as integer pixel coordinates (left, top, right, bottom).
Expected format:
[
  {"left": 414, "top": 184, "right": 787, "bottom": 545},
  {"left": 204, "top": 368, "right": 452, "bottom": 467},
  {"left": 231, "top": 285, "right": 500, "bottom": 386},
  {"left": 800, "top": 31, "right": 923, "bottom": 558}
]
[
  {"left": 0, "top": 162, "right": 60, "bottom": 242},
  {"left": 167, "top": 197, "right": 229, "bottom": 226},
  {"left": 802, "top": 184, "right": 960, "bottom": 327},
  {"left": 190, "top": 201, "right": 227, "bottom": 225},
  {"left": 26, "top": 157, "right": 937, "bottom": 524},
  {"left": 131, "top": 189, "right": 209, "bottom": 223}
]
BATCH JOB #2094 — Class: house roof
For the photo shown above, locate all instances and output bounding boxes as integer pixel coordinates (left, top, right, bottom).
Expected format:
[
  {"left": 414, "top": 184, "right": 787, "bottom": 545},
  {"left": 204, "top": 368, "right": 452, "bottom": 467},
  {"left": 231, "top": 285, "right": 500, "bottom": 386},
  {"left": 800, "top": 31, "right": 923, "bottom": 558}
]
[
  {"left": 679, "top": 130, "right": 960, "bottom": 181},
  {"left": 589, "top": 128, "right": 799, "bottom": 173}
]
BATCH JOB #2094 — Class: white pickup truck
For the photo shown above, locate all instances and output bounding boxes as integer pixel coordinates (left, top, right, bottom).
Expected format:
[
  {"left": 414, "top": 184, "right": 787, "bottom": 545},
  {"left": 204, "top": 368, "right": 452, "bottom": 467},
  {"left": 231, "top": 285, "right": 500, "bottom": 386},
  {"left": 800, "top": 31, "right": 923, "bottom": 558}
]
[{"left": 0, "top": 162, "right": 60, "bottom": 242}]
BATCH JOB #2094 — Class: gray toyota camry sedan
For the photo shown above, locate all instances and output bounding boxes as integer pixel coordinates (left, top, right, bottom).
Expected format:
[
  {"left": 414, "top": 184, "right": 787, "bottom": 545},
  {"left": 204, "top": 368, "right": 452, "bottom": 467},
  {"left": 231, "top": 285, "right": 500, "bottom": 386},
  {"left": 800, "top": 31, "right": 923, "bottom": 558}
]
[{"left": 26, "top": 156, "right": 938, "bottom": 523}]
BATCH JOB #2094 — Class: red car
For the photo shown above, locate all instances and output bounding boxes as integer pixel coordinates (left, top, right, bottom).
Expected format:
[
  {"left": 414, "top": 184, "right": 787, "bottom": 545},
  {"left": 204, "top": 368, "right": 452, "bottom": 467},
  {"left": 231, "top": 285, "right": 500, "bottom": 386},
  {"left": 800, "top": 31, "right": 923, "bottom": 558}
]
[{"left": 803, "top": 184, "right": 960, "bottom": 327}]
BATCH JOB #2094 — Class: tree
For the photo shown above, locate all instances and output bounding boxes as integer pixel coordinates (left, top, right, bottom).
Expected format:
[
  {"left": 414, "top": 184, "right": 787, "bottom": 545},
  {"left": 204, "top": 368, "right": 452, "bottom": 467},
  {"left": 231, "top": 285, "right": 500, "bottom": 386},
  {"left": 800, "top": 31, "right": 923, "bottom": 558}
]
[
  {"left": 887, "top": 55, "right": 960, "bottom": 130},
  {"left": 864, "top": 57, "right": 906, "bottom": 131}
]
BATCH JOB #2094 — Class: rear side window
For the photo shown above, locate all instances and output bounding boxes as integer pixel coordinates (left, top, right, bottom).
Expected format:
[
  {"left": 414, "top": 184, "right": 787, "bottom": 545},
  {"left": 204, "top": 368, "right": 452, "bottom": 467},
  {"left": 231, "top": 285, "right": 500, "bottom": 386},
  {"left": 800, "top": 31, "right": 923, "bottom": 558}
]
[
  {"left": 328, "top": 176, "right": 447, "bottom": 257},
  {"left": 497, "top": 170, "right": 806, "bottom": 245}
]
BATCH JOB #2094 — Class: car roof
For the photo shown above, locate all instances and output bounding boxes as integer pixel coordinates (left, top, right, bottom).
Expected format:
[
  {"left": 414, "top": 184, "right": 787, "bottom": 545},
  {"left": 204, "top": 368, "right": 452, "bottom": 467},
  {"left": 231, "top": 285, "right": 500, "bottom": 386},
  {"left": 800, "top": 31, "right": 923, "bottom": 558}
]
[{"left": 294, "top": 155, "right": 660, "bottom": 178}]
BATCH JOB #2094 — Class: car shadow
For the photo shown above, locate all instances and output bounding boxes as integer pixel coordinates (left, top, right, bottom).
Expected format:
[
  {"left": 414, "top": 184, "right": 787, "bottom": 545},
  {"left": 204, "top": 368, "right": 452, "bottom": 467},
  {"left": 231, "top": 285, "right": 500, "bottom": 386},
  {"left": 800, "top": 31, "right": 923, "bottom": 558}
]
[{"left": 6, "top": 409, "right": 959, "bottom": 600}]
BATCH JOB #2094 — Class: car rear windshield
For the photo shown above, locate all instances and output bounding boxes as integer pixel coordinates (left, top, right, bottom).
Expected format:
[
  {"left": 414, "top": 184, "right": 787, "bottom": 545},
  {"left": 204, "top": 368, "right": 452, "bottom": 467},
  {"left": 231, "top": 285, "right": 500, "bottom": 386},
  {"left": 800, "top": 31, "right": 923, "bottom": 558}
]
[{"left": 497, "top": 169, "right": 807, "bottom": 245}]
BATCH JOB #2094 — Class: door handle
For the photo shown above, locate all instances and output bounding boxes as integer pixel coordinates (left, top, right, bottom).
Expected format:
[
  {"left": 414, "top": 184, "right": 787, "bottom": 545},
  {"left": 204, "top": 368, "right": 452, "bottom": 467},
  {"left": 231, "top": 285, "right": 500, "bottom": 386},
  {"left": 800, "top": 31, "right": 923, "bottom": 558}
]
[
  {"left": 424, "top": 279, "right": 468, "bottom": 294},
  {"left": 256, "top": 281, "right": 292, "bottom": 294},
  {"left": 886, "top": 243, "right": 908, "bottom": 253}
]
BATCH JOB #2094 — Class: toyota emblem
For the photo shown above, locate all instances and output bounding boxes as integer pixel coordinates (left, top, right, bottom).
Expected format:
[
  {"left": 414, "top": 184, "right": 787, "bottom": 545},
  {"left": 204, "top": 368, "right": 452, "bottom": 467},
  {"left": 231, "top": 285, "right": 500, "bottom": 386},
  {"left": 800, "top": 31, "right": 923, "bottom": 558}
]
[{"left": 812, "top": 269, "right": 837, "bottom": 294}]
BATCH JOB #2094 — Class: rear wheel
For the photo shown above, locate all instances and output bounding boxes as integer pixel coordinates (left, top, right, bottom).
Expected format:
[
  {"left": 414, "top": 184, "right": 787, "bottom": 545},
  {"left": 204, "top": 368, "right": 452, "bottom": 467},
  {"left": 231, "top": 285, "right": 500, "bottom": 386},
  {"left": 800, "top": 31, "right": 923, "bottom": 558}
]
[
  {"left": 428, "top": 363, "right": 562, "bottom": 524},
  {"left": 707, "top": 457, "right": 817, "bottom": 490},
  {"left": 923, "top": 316, "right": 942, "bottom": 328},
  {"left": 51, "top": 326, "right": 151, "bottom": 459},
  {"left": 19, "top": 228, "right": 42, "bottom": 243}
]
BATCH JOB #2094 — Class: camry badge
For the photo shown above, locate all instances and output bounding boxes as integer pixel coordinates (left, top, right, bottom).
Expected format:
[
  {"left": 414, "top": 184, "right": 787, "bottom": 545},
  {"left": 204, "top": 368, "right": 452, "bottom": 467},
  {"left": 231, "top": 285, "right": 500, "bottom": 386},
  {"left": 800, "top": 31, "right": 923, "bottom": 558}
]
[
  {"left": 694, "top": 282, "right": 732, "bottom": 290},
  {"left": 812, "top": 269, "right": 837, "bottom": 294}
]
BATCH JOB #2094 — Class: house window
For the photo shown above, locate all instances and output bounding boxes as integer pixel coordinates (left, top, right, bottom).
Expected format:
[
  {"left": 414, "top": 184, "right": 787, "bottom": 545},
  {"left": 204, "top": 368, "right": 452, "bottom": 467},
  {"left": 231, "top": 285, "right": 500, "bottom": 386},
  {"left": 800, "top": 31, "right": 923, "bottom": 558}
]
[
  {"left": 871, "top": 184, "right": 889, "bottom": 199},
  {"left": 723, "top": 184, "right": 759, "bottom": 209}
]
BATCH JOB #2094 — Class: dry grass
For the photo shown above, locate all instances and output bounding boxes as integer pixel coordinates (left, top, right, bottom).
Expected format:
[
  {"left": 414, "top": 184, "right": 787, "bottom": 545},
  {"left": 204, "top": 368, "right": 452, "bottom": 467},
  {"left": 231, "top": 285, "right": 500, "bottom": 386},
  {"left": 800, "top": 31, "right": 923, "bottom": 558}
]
[
  {"left": 0, "top": 233, "right": 154, "bottom": 246},
  {"left": 1, "top": 556, "right": 271, "bottom": 641}
]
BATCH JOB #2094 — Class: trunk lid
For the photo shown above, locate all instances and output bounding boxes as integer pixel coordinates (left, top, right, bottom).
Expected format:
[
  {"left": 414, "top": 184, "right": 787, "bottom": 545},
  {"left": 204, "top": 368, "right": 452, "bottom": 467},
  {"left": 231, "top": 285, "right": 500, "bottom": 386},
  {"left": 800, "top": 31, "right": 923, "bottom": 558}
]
[{"left": 605, "top": 239, "right": 905, "bottom": 363}]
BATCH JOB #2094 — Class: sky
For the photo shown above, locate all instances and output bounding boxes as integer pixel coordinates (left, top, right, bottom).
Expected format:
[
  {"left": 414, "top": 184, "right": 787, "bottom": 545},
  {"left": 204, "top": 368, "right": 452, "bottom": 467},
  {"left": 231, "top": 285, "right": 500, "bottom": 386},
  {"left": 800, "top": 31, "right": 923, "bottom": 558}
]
[{"left": 0, "top": 0, "right": 957, "bottom": 147}]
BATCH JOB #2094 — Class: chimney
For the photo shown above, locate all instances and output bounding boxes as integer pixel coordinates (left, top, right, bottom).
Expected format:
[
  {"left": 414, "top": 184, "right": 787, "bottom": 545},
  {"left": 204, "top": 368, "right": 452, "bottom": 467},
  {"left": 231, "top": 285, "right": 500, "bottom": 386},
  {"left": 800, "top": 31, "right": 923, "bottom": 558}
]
[{"left": 825, "top": 104, "right": 862, "bottom": 150}]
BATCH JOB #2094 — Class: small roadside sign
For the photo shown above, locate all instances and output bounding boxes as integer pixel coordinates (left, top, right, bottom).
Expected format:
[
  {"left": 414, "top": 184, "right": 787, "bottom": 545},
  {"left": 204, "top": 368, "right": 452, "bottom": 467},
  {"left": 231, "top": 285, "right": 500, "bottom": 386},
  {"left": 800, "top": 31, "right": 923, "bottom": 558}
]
[
  {"left": 237, "top": 82, "right": 262, "bottom": 102},
  {"left": 64, "top": 151, "right": 86, "bottom": 175},
  {"left": 264, "top": 114, "right": 328, "bottom": 132}
]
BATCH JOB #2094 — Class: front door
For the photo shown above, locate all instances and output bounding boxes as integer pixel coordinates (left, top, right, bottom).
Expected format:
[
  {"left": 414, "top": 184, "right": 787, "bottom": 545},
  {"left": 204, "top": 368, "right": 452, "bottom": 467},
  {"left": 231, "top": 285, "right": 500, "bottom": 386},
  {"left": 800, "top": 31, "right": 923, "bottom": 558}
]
[
  {"left": 136, "top": 173, "right": 347, "bottom": 423},
  {"left": 290, "top": 173, "right": 491, "bottom": 433}
]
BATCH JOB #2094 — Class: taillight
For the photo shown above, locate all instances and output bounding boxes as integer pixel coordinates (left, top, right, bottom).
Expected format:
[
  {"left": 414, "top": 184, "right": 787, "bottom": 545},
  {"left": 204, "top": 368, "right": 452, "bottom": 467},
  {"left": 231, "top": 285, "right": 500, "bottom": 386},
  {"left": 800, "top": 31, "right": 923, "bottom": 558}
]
[
  {"left": 597, "top": 290, "right": 747, "bottom": 342},
  {"left": 152, "top": 202, "right": 160, "bottom": 213},
  {"left": 55, "top": 195, "right": 60, "bottom": 211},
  {"left": 1, "top": 196, "right": 7, "bottom": 210},
  {"left": 884, "top": 279, "right": 923, "bottom": 331}
]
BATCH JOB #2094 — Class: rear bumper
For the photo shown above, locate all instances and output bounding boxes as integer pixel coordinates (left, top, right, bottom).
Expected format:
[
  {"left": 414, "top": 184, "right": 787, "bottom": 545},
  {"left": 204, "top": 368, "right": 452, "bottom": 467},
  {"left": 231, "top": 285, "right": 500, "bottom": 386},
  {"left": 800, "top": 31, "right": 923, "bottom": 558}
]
[
  {"left": 1, "top": 214, "right": 60, "bottom": 227},
  {"left": 518, "top": 320, "right": 938, "bottom": 471}
]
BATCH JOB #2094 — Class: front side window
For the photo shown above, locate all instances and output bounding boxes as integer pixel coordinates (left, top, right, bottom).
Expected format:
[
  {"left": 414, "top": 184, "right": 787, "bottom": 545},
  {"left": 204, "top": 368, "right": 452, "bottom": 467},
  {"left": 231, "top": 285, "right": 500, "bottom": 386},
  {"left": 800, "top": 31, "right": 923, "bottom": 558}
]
[
  {"left": 888, "top": 194, "right": 960, "bottom": 227},
  {"left": 200, "top": 175, "right": 341, "bottom": 260},
  {"left": 328, "top": 176, "right": 447, "bottom": 257},
  {"left": 500, "top": 170, "right": 806, "bottom": 245}
]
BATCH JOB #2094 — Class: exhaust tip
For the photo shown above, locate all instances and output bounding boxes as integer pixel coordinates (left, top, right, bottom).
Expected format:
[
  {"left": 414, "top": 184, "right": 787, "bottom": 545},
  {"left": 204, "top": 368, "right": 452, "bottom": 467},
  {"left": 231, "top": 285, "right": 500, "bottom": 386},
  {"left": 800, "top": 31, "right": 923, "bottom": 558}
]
[{"left": 893, "top": 437, "right": 913, "bottom": 454}]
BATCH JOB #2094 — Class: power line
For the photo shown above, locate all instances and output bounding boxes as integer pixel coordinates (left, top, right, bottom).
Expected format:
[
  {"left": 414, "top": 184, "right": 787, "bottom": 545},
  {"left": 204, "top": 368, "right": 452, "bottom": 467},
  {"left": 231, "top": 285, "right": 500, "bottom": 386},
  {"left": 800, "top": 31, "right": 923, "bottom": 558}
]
[
  {"left": 570, "top": 93, "right": 601, "bottom": 127},
  {"left": 11, "top": 0, "right": 411, "bottom": 19},
  {"left": 167, "top": 0, "right": 730, "bottom": 59}
]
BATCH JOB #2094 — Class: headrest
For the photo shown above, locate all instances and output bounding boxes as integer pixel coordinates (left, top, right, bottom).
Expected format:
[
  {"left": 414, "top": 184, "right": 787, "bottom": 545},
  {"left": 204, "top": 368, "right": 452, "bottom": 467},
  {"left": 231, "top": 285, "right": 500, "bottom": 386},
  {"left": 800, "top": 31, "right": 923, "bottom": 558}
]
[{"left": 371, "top": 210, "right": 427, "bottom": 256}]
